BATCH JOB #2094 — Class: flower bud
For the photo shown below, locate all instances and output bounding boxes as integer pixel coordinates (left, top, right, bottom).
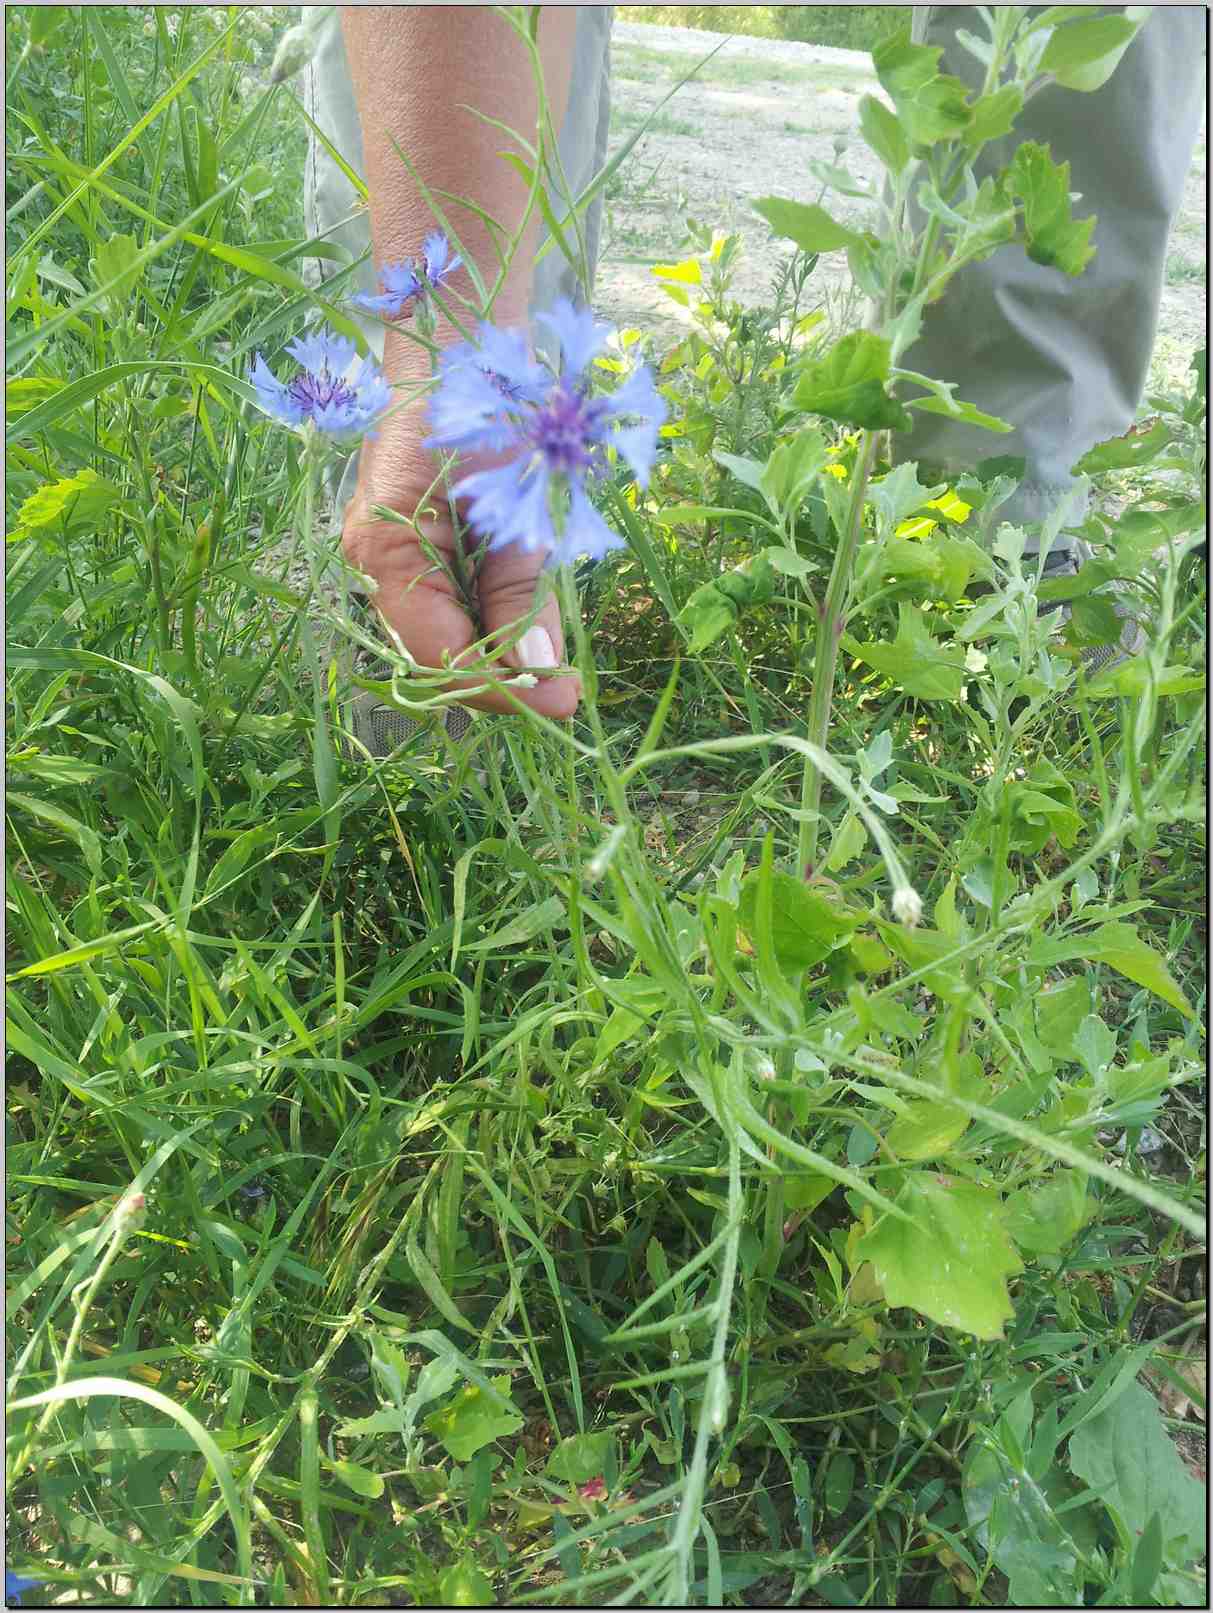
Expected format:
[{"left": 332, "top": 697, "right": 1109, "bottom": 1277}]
[
  {"left": 113, "top": 1190, "right": 147, "bottom": 1235},
  {"left": 893, "top": 886, "right": 923, "bottom": 928},
  {"left": 269, "top": 22, "right": 315, "bottom": 84}
]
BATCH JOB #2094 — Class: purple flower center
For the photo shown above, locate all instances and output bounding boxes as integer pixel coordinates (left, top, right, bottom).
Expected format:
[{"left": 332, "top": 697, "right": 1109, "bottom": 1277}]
[
  {"left": 288, "top": 367, "right": 356, "bottom": 415},
  {"left": 528, "top": 383, "right": 609, "bottom": 475}
]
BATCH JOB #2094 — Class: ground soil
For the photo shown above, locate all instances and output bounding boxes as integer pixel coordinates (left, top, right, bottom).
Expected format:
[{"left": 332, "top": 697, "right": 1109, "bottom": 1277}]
[{"left": 598, "top": 20, "right": 1207, "bottom": 394}]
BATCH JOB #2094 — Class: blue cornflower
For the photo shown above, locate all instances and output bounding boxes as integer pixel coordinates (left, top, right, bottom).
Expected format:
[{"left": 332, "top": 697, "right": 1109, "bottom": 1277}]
[
  {"left": 5, "top": 1571, "right": 40, "bottom": 1607},
  {"left": 249, "top": 328, "right": 391, "bottom": 439},
  {"left": 352, "top": 231, "right": 464, "bottom": 319},
  {"left": 425, "top": 299, "right": 666, "bottom": 568}
]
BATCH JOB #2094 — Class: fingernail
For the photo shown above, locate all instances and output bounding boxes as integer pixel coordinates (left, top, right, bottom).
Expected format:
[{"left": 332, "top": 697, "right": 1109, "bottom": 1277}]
[{"left": 517, "top": 626, "right": 558, "bottom": 668}]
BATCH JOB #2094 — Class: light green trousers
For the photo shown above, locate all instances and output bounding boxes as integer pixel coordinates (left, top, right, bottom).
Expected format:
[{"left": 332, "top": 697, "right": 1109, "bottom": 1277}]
[{"left": 303, "top": 5, "right": 1204, "bottom": 536}]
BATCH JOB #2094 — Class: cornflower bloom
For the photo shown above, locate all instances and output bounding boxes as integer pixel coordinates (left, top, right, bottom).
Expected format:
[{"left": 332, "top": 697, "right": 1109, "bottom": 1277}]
[
  {"left": 249, "top": 329, "right": 391, "bottom": 439},
  {"left": 352, "top": 231, "right": 463, "bottom": 319},
  {"left": 5, "top": 1571, "right": 40, "bottom": 1607},
  {"left": 425, "top": 299, "right": 666, "bottom": 568}
]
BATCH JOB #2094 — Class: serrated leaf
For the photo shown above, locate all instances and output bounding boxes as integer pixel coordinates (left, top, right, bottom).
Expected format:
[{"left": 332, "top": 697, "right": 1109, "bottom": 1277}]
[
  {"left": 1071, "top": 419, "right": 1170, "bottom": 474},
  {"left": 886, "top": 1100, "right": 969, "bottom": 1162},
  {"left": 1039, "top": 12, "right": 1146, "bottom": 92},
  {"left": 845, "top": 604, "right": 967, "bottom": 701},
  {"left": 738, "top": 870, "right": 856, "bottom": 973},
  {"left": 1005, "top": 141, "right": 1096, "bottom": 276},
  {"left": 853, "top": 1175, "right": 1023, "bottom": 1339},
  {"left": 1004, "top": 1169, "right": 1090, "bottom": 1255},
  {"left": 858, "top": 94, "right": 910, "bottom": 173},
  {"left": 792, "top": 330, "right": 912, "bottom": 431},
  {"left": 424, "top": 1377, "right": 524, "bottom": 1462},
  {"left": 13, "top": 468, "right": 122, "bottom": 538},
  {"left": 964, "top": 84, "right": 1024, "bottom": 146},
  {"left": 753, "top": 197, "right": 865, "bottom": 253}
]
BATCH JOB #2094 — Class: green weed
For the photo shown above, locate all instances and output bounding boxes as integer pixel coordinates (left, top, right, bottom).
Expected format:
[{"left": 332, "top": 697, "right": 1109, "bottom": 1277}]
[{"left": 5, "top": 5, "right": 1206, "bottom": 1608}]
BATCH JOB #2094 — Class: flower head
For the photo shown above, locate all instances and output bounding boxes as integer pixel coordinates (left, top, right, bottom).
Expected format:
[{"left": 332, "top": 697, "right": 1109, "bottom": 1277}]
[
  {"left": 5, "top": 1571, "right": 41, "bottom": 1607},
  {"left": 425, "top": 299, "right": 666, "bottom": 568},
  {"left": 352, "top": 231, "right": 463, "bottom": 319},
  {"left": 249, "top": 328, "right": 391, "bottom": 439}
]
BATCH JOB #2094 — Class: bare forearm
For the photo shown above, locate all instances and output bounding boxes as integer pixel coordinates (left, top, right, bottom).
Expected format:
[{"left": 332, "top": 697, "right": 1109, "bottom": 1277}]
[{"left": 340, "top": 5, "right": 576, "bottom": 382}]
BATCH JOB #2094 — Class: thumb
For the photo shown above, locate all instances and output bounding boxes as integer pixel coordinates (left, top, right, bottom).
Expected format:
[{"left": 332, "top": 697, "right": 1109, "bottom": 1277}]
[{"left": 477, "top": 542, "right": 581, "bottom": 720}]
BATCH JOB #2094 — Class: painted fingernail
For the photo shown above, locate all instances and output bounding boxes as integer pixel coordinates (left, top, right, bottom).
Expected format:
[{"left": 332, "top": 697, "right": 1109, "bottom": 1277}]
[{"left": 517, "top": 626, "right": 558, "bottom": 668}]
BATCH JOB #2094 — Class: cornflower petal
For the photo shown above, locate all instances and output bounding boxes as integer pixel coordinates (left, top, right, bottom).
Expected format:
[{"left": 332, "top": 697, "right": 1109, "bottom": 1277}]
[
  {"left": 426, "top": 326, "right": 547, "bottom": 455},
  {"left": 250, "top": 352, "right": 305, "bottom": 425},
  {"left": 537, "top": 297, "right": 611, "bottom": 379},
  {"left": 350, "top": 288, "right": 410, "bottom": 315},
  {"left": 248, "top": 327, "right": 390, "bottom": 439},
  {"left": 554, "top": 480, "right": 626, "bottom": 566},
  {"left": 286, "top": 329, "right": 356, "bottom": 377},
  {"left": 455, "top": 458, "right": 556, "bottom": 556},
  {"left": 422, "top": 230, "right": 463, "bottom": 283},
  {"left": 603, "top": 368, "right": 667, "bottom": 487}
]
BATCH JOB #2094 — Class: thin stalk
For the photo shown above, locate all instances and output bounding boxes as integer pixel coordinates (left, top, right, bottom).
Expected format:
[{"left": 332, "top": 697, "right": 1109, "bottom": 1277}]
[{"left": 798, "top": 429, "right": 881, "bottom": 871}]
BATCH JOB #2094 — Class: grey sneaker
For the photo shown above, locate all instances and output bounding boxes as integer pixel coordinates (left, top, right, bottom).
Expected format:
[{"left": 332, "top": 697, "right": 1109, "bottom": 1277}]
[
  {"left": 1037, "top": 542, "right": 1147, "bottom": 678},
  {"left": 343, "top": 594, "right": 472, "bottom": 759}
]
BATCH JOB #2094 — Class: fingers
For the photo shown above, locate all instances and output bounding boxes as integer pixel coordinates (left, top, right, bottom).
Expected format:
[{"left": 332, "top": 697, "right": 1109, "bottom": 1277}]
[
  {"left": 478, "top": 543, "right": 581, "bottom": 719},
  {"left": 343, "top": 516, "right": 580, "bottom": 720},
  {"left": 341, "top": 432, "right": 581, "bottom": 720}
]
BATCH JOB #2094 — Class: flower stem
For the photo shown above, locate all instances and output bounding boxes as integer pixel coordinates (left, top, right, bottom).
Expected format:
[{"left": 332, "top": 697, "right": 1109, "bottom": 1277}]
[{"left": 798, "top": 430, "right": 880, "bottom": 873}]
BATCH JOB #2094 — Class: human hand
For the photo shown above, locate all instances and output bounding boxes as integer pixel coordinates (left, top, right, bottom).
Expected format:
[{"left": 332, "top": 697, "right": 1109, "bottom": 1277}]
[{"left": 341, "top": 396, "right": 581, "bottom": 721}]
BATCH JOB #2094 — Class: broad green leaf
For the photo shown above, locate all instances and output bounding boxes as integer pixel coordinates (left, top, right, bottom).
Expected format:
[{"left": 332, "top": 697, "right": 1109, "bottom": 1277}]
[
  {"left": 759, "top": 427, "right": 827, "bottom": 514},
  {"left": 546, "top": 1431, "right": 614, "bottom": 1484},
  {"left": 762, "top": 546, "right": 815, "bottom": 578},
  {"left": 1069, "top": 1382, "right": 1206, "bottom": 1566},
  {"left": 425, "top": 1377, "right": 524, "bottom": 1462},
  {"left": 1004, "top": 1169, "right": 1090, "bottom": 1254},
  {"left": 901, "top": 74, "right": 973, "bottom": 145},
  {"left": 872, "top": 27, "right": 943, "bottom": 106},
  {"left": 886, "top": 1099, "right": 969, "bottom": 1162},
  {"left": 1032, "top": 922, "right": 1193, "bottom": 1018},
  {"left": 438, "top": 1562, "right": 495, "bottom": 1607},
  {"left": 1071, "top": 419, "right": 1170, "bottom": 474},
  {"left": 1005, "top": 141, "right": 1096, "bottom": 276},
  {"left": 964, "top": 84, "right": 1024, "bottom": 147},
  {"left": 678, "top": 582, "right": 737, "bottom": 653},
  {"left": 858, "top": 94, "right": 910, "bottom": 173},
  {"left": 792, "top": 330, "right": 912, "bottom": 431},
  {"left": 738, "top": 870, "right": 857, "bottom": 973},
  {"left": 865, "top": 462, "right": 941, "bottom": 538},
  {"left": 845, "top": 604, "right": 967, "bottom": 701},
  {"left": 906, "top": 393, "right": 1013, "bottom": 433},
  {"left": 1035, "top": 976, "right": 1091, "bottom": 1054},
  {"left": 853, "top": 1175, "right": 1023, "bottom": 1339},
  {"left": 752, "top": 197, "right": 865, "bottom": 253},
  {"left": 1086, "top": 660, "right": 1205, "bottom": 700},
  {"left": 11, "top": 468, "right": 122, "bottom": 539},
  {"left": 1039, "top": 12, "right": 1146, "bottom": 92},
  {"left": 320, "top": 1456, "right": 385, "bottom": 1499},
  {"left": 89, "top": 232, "right": 142, "bottom": 316},
  {"left": 680, "top": 551, "right": 776, "bottom": 652}
]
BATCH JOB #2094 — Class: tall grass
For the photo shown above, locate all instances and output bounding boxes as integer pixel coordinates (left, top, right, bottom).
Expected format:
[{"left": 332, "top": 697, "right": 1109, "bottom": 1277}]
[{"left": 6, "top": 6, "right": 1206, "bottom": 1607}]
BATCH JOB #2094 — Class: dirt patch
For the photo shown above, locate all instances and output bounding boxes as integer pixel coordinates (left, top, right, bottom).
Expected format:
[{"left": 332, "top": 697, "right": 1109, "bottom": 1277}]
[{"left": 598, "top": 20, "right": 1206, "bottom": 393}]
